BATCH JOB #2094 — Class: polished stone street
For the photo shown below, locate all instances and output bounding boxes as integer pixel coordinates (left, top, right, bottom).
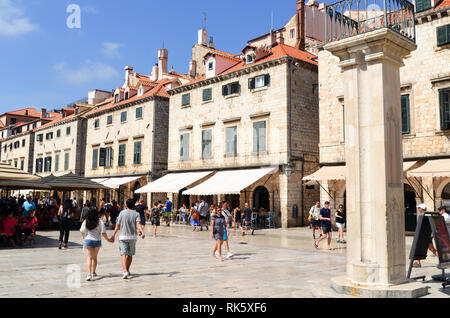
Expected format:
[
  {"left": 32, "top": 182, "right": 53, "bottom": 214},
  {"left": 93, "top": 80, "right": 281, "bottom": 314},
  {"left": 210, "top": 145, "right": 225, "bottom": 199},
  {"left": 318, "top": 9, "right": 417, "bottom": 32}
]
[{"left": 0, "top": 225, "right": 448, "bottom": 298}]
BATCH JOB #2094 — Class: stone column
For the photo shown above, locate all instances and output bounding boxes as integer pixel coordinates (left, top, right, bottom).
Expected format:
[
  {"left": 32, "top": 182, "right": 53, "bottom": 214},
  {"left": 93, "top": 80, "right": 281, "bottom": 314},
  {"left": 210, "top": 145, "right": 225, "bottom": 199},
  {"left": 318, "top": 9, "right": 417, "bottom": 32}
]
[{"left": 325, "top": 29, "right": 417, "bottom": 288}]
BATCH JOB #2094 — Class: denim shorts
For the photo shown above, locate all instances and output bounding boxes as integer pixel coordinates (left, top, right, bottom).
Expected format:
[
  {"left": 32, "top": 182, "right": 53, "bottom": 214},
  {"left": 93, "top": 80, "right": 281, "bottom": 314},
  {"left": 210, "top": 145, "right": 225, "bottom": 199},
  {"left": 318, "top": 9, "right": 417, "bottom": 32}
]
[
  {"left": 119, "top": 240, "right": 137, "bottom": 256},
  {"left": 84, "top": 240, "right": 102, "bottom": 248},
  {"left": 336, "top": 222, "right": 346, "bottom": 229}
]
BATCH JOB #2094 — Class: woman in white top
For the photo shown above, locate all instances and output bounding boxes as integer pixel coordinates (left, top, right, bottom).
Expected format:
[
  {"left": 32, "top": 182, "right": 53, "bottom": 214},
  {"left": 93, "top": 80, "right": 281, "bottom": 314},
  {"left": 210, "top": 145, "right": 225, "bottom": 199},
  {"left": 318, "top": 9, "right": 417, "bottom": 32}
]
[{"left": 80, "top": 208, "right": 112, "bottom": 281}]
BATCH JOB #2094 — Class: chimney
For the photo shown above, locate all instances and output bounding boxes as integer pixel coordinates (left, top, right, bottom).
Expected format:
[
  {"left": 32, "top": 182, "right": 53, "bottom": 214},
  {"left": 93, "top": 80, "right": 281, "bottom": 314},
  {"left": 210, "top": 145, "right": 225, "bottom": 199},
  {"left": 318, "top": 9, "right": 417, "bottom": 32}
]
[
  {"left": 189, "top": 60, "right": 197, "bottom": 78},
  {"left": 124, "top": 66, "right": 133, "bottom": 87},
  {"left": 296, "top": 0, "right": 306, "bottom": 51},
  {"left": 151, "top": 64, "right": 159, "bottom": 81},
  {"left": 198, "top": 28, "right": 208, "bottom": 46},
  {"left": 41, "top": 108, "right": 47, "bottom": 118},
  {"left": 208, "top": 36, "right": 215, "bottom": 49},
  {"left": 158, "top": 49, "right": 168, "bottom": 79}
]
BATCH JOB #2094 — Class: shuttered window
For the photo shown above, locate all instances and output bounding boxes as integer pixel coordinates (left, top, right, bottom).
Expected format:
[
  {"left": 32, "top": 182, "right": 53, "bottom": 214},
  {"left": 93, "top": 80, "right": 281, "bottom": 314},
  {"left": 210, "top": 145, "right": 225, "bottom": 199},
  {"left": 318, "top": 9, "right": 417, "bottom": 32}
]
[
  {"left": 253, "top": 121, "right": 267, "bottom": 153},
  {"left": 136, "top": 107, "right": 143, "bottom": 119},
  {"left": 99, "top": 148, "right": 106, "bottom": 167},
  {"left": 107, "top": 115, "right": 113, "bottom": 125},
  {"left": 64, "top": 153, "right": 69, "bottom": 171},
  {"left": 55, "top": 154, "right": 60, "bottom": 172},
  {"left": 401, "top": 95, "right": 411, "bottom": 134},
  {"left": 134, "top": 141, "right": 142, "bottom": 164},
  {"left": 66, "top": 127, "right": 71, "bottom": 136},
  {"left": 20, "top": 160, "right": 24, "bottom": 171},
  {"left": 121, "top": 111, "right": 127, "bottom": 123},
  {"left": 222, "top": 82, "right": 240, "bottom": 96},
  {"left": 415, "top": 0, "right": 431, "bottom": 13},
  {"left": 56, "top": 130, "right": 61, "bottom": 138},
  {"left": 35, "top": 158, "right": 43, "bottom": 173},
  {"left": 202, "top": 129, "right": 212, "bottom": 159},
  {"left": 437, "top": 24, "right": 450, "bottom": 46},
  {"left": 44, "top": 157, "right": 52, "bottom": 172},
  {"left": 439, "top": 88, "right": 450, "bottom": 130},
  {"left": 105, "top": 147, "right": 113, "bottom": 168},
  {"left": 203, "top": 88, "right": 212, "bottom": 101},
  {"left": 249, "top": 74, "right": 271, "bottom": 89},
  {"left": 180, "top": 133, "right": 190, "bottom": 160},
  {"left": 118, "top": 144, "right": 126, "bottom": 166},
  {"left": 94, "top": 119, "right": 100, "bottom": 128},
  {"left": 92, "top": 149, "right": 99, "bottom": 169},
  {"left": 182, "top": 94, "right": 191, "bottom": 106},
  {"left": 225, "top": 126, "right": 237, "bottom": 156}
]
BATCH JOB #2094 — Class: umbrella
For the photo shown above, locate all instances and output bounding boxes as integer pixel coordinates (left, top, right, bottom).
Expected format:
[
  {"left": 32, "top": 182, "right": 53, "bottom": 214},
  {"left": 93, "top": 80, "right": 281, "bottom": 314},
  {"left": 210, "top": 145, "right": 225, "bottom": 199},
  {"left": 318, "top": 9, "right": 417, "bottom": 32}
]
[
  {"left": 42, "top": 173, "right": 110, "bottom": 190},
  {"left": 0, "top": 163, "right": 41, "bottom": 181},
  {"left": 0, "top": 179, "right": 50, "bottom": 190}
]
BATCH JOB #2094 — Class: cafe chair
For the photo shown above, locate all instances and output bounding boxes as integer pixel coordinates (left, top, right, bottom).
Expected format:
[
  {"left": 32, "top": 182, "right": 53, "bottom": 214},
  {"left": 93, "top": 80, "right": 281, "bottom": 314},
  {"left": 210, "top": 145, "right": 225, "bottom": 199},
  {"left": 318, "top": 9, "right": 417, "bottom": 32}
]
[{"left": 265, "top": 211, "right": 275, "bottom": 229}]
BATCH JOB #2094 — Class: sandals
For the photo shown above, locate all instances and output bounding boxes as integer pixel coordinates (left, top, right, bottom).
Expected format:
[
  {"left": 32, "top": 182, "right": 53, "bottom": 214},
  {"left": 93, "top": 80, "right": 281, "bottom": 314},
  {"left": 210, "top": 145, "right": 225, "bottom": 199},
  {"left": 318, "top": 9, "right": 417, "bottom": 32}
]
[{"left": 314, "top": 241, "right": 319, "bottom": 249}]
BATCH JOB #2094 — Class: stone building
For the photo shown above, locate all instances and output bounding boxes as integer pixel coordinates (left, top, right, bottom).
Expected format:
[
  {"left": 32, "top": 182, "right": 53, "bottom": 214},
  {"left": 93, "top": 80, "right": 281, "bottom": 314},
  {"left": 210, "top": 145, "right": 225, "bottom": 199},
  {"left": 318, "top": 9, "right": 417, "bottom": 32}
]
[
  {"left": 308, "top": 0, "right": 450, "bottom": 231},
  {"left": 0, "top": 109, "right": 62, "bottom": 173},
  {"left": 154, "top": 24, "right": 320, "bottom": 228},
  {"left": 85, "top": 51, "right": 191, "bottom": 207}
]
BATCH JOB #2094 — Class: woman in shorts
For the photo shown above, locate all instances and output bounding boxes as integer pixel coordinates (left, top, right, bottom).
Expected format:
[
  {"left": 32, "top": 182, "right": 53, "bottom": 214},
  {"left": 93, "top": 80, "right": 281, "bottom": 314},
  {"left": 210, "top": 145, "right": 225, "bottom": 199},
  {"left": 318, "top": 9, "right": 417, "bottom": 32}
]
[
  {"left": 335, "top": 204, "right": 346, "bottom": 244},
  {"left": 211, "top": 210, "right": 226, "bottom": 262},
  {"left": 151, "top": 202, "right": 161, "bottom": 237},
  {"left": 80, "top": 208, "right": 113, "bottom": 281},
  {"left": 233, "top": 206, "right": 243, "bottom": 234}
]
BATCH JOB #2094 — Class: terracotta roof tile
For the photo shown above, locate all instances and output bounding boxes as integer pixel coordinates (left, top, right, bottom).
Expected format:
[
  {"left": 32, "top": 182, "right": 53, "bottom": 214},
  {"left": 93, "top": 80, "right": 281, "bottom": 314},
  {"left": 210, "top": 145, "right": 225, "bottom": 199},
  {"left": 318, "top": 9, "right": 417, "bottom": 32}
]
[{"left": 3, "top": 108, "right": 41, "bottom": 118}]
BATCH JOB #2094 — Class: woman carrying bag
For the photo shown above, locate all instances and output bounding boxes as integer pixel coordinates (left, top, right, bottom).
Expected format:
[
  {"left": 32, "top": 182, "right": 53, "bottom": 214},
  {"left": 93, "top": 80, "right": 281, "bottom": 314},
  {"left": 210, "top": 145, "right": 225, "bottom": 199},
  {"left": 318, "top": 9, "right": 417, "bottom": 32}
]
[{"left": 58, "top": 199, "right": 74, "bottom": 249}]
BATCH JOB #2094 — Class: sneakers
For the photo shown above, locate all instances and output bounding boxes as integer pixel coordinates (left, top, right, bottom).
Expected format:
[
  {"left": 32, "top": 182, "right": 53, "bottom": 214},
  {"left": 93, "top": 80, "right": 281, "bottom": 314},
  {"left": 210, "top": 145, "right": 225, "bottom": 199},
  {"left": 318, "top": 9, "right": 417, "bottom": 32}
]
[
  {"left": 227, "top": 253, "right": 233, "bottom": 259},
  {"left": 342, "top": 240, "right": 347, "bottom": 244},
  {"left": 337, "top": 240, "right": 342, "bottom": 243},
  {"left": 92, "top": 272, "right": 98, "bottom": 277},
  {"left": 86, "top": 275, "right": 92, "bottom": 281},
  {"left": 123, "top": 272, "right": 130, "bottom": 279}
]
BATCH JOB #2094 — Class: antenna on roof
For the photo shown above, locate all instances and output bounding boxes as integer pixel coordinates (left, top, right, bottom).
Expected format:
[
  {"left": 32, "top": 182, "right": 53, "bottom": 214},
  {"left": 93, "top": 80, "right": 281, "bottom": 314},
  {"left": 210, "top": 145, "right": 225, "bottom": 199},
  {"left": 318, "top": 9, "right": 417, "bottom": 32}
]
[
  {"left": 202, "top": 12, "right": 207, "bottom": 29},
  {"left": 271, "top": 11, "right": 274, "bottom": 31}
]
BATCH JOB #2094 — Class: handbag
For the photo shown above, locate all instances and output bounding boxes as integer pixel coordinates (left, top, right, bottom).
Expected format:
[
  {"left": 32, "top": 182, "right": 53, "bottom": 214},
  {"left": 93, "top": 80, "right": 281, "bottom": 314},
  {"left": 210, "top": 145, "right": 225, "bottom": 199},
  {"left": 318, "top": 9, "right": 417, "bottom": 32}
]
[{"left": 308, "top": 215, "right": 312, "bottom": 222}]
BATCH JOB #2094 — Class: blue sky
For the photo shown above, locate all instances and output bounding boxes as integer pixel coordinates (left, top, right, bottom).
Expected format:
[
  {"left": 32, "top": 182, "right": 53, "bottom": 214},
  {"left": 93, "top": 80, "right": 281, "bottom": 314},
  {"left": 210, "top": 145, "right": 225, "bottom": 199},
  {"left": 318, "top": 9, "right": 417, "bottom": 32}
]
[{"left": 0, "top": 0, "right": 305, "bottom": 114}]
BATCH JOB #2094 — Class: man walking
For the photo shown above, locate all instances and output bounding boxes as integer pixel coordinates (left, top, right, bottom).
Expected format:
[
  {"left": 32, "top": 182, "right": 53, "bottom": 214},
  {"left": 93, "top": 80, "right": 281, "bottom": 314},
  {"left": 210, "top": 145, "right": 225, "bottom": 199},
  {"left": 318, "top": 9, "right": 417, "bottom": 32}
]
[
  {"left": 314, "top": 201, "right": 332, "bottom": 250},
  {"left": 309, "top": 201, "right": 322, "bottom": 239},
  {"left": 110, "top": 199, "right": 145, "bottom": 279},
  {"left": 164, "top": 197, "right": 173, "bottom": 226},
  {"left": 243, "top": 203, "right": 253, "bottom": 236},
  {"left": 414, "top": 203, "right": 438, "bottom": 267},
  {"left": 198, "top": 199, "right": 209, "bottom": 231},
  {"left": 438, "top": 206, "right": 450, "bottom": 234},
  {"left": 22, "top": 195, "right": 36, "bottom": 218}
]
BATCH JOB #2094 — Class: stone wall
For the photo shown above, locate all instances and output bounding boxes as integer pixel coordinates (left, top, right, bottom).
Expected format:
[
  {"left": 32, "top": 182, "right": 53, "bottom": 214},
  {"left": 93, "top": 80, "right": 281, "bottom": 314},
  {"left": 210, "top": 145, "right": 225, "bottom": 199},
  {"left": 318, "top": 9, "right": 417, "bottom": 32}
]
[{"left": 0, "top": 132, "right": 34, "bottom": 173}]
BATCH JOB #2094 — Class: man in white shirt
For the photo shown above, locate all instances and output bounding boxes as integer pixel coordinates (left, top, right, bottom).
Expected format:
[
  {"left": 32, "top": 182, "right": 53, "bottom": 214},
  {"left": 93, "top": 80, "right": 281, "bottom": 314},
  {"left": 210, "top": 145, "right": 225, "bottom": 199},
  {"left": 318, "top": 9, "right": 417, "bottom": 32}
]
[{"left": 309, "top": 201, "right": 322, "bottom": 239}]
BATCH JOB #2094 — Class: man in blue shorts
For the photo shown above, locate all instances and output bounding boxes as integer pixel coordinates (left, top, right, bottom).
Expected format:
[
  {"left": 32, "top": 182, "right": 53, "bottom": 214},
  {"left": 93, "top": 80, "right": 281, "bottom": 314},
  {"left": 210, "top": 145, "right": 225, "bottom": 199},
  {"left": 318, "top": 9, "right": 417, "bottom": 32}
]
[{"left": 314, "top": 201, "right": 332, "bottom": 250}]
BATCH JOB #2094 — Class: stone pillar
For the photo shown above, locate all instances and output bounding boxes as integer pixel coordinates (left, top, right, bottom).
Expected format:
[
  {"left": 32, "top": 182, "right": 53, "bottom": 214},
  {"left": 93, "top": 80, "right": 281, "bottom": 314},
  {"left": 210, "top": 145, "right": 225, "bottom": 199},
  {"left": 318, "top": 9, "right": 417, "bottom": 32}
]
[{"left": 325, "top": 29, "right": 417, "bottom": 287}]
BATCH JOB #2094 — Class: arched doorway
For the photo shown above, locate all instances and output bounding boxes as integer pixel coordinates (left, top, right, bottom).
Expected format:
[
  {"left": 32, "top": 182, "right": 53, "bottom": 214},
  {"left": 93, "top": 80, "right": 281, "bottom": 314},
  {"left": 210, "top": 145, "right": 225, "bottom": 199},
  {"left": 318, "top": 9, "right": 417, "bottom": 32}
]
[
  {"left": 443, "top": 183, "right": 450, "bottom": 208},
  {"left": 404, "top": 183, "right": 417, "bottom": 232},
  {"left": 133, "top": 182, "right": 141, "bottom": 203},
  {"left": 253, "top": 186, "right": 270, "bottom": 211},
  {"left": 178, "top": 188, "right": 190, "bottom": 209}
]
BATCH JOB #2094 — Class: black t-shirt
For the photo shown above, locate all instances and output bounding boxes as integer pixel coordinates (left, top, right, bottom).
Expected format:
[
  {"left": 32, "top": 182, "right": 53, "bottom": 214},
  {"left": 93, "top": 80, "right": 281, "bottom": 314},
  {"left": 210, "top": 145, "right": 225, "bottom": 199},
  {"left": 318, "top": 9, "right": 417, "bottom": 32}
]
[
  {"left": 151, "top": 208, "right": 160, "bottom": 219},
  {"left": 234, "top": 209, "right": 241, "bottom": 221},
  {"left": 135, "top": 204, "right": 147, "bottom": 222},
  {"left": 336, "top": 210, "right": 346, "bottom": 224},
  {"left": 244, "top": 208, "right": 252, "bottom": 221}
]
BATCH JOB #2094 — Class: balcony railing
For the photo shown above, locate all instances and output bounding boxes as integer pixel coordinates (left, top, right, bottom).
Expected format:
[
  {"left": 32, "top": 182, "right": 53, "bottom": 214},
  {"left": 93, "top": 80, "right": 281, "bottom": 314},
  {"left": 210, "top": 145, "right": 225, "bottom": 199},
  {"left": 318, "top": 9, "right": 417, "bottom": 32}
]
[{"left": 325, "top": 0, "right": 416, "bottom": 43}]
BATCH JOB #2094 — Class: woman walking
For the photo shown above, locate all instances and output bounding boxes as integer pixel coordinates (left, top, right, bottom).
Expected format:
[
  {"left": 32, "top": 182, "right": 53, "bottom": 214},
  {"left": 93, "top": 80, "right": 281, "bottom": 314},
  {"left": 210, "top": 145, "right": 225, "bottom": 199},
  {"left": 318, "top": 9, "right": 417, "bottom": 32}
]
[
  {"left": 335, "top": 204, "right": 346, "bottom": 244},
  {"left": 80, "top": 208, "right": 112, "bottom": 281},
  {"left": 211, "top": 210, "right": 226, "bottom": 262},
  {"left": 58, "top": 199, "right": 74, "bottom": 249},
  {"left": 221, "top": 202, "right": 233, "bottom": 259},
  {"left": 233, "top": 206, "right": 243, "bottom": 234},
  {"left": 150, "top": 202, "right": 161, "bottom": 237}
]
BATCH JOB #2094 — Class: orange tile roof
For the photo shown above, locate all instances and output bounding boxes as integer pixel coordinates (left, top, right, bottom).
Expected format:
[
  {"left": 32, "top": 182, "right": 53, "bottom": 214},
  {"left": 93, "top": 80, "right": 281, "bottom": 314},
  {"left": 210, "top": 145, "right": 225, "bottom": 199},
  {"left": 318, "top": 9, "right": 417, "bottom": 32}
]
[
  {"left": 167, "top": 70, "right": 192, "bottom": 80},
  {"left": 3, "top": 108, "right": 41, "bottom": 118}
]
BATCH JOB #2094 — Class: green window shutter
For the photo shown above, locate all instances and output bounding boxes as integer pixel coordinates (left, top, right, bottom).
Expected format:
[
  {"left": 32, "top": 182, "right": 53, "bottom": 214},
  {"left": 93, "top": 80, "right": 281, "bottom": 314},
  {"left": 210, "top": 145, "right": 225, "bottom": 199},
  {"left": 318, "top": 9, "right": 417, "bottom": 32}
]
[
  {"left": 203, "top": 88, "right": 212, "bottom": 101},
  {"left": 107, "top": 115, "right": 112, "bottom": 125},
  {"left": 415, "top": 0, "right": 431, "bottom": 13},
  {"left": 401, "top": 95, "right": 411, "bottom": 134},
  {"left": 248, "top": 77, "right": 255, "bottom": 89},
  {"left": 182, "top": 94, "right": 190, "bottom": 106},
  {"left": 118, "top": 144, "right": 126, "bottom": 166},
  {"left": 264, "top": 74, "right": 271, "bottom": 86},
  {"left": 134, "top": 141, "right": 142, "bottom": 164},
  {"left": 99, "top": 148, "right": 106, "bottom": 167},
  {"left": 55, "top": 154, "right": 59, "bottom": 172},
  {"left": 231, "top": 82, "right": 240, "bottom": 94},
  {"left": 92, "top": 149, "right": 98, "bottom": 169},
  {"left": 259, "top": 121, "right": 266, "bottom": 152},
  {"left": 222, "top": 85, "right": 228, "bottom": 96},
  {"left": 202, "top": 130, "right": 212, "bottom": 159},
  {"left": 440, "top": 89, "right": 450, "bottom": 130},
  {"left": 66, "top": 127, "right": 71, "bottom": 135},
  {"left": 57, "top": 130, "right": 61, "bottom": 138},
  {"left": 180, "top": 134, "right": 190, "bottom": 160},
  {"left": 121, "top": 111, "right": 127, "bottom": 122},
  {"left": 437, "top": 25, "right": 450, "bottom": 46},
  {"left": 64, "top": 153, "right": 69, "bottom": 171},
  {"left": 226, "top": 126, "right": 237, "bottom": 156},
  {"left": 136, "top": 107, "right": 143, "bottom": 119}
]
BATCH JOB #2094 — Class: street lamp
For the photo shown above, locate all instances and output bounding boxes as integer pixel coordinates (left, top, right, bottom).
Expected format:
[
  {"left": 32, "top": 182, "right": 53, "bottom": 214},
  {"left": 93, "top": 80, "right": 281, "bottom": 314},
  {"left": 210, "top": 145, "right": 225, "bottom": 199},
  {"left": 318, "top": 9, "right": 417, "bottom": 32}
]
[
  {"left": 285, "top": 163, "right": 294, "bottom": 177},
  {"left": 146, "top": 171, "right": 153, "bottom": 182}
]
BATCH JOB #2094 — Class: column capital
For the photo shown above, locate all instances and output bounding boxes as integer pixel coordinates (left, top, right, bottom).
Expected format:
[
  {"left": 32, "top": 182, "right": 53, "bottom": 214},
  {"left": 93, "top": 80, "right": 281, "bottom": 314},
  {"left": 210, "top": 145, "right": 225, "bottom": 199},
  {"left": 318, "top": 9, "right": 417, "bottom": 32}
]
[{"left": 324, "top": 28, "right": 417, "bottom": 68}]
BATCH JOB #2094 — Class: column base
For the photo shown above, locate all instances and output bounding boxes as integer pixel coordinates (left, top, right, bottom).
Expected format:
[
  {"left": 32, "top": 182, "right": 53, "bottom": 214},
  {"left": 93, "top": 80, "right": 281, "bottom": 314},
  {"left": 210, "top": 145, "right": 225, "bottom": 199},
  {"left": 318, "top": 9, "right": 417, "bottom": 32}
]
[{"left": 331, "top": 276, "right": 430, "bottom": 298}]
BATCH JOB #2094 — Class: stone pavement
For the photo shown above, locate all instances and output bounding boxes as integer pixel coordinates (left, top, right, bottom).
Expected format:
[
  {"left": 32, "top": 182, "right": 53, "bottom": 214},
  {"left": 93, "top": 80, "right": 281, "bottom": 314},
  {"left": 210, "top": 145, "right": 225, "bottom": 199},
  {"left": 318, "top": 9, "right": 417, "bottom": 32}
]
[{"left": 0, "top": 225, "right": 448, "bottom": 298}]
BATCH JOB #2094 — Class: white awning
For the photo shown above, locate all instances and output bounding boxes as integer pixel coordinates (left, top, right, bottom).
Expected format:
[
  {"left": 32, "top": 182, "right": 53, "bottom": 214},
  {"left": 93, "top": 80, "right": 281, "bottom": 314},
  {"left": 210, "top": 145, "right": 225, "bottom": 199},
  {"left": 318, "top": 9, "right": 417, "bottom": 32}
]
[
  {"left": 183, "top": 167, "right": 278, "bottom": 195},
  {"left": 92, "top": 176, "right": 142, "bottom": 189},
  {"left": 303, "top": 162, "right": 419, "bottom": 182},
  {"left": 407, "top": 159, "right": 450, "bottom": 178},
  {"left": 302, "top": 166, "right": 346, "bottom": 182},
  {"left": 135, "top": 171, "right": 214, "bottom": 194}
]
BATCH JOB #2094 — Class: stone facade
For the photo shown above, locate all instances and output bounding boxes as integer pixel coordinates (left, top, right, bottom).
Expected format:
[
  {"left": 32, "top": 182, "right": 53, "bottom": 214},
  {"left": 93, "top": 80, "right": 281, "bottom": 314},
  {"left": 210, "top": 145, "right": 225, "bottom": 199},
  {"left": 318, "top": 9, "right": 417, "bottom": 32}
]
[
  {"left": 168, "top": 45, "right": 319, "bottom": 228},
  {"left": 0, "top": 132, "right": 34, "bottom": 173},
  {"left": 317, "top": 8, "right": 450, "bottom": 217}
]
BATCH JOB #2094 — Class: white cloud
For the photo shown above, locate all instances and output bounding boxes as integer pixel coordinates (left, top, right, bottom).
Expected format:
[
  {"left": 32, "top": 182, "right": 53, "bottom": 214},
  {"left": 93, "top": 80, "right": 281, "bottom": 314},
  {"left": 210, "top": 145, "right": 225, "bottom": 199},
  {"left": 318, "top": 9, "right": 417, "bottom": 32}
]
[
  {"left": 53, "top": 60, "right": 119, "bottom": 85},
  {"left": 102, "top": 42, "right": 123, "bottom": 58},
  {"left": 83, "top": 5, "right": 98, "bottom": 14},
  {"left": 0, "top": 0, "right": 38, "bottom": 37}
]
